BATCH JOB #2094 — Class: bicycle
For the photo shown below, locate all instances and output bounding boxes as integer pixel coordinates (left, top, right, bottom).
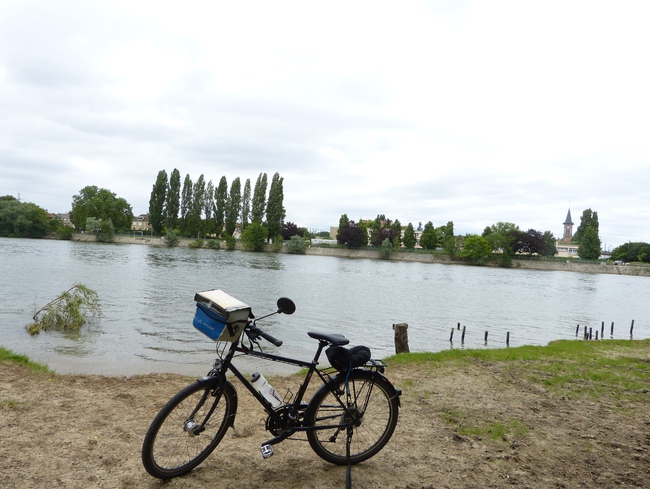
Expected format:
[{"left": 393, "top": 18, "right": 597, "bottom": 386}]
[{"left": 141, "top": 290, "right": 401, "bottom": 487}]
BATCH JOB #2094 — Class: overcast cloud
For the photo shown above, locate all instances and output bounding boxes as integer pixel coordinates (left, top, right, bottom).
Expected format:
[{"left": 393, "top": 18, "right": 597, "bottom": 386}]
[{"left": 1, "top": 0, "right": 649, "bottom": 249}]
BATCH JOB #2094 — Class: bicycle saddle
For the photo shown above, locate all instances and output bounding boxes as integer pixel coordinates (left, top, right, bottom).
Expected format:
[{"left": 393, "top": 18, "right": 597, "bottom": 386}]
[{"left": 307, "top": 331, "right": 350, "bottom": 346}]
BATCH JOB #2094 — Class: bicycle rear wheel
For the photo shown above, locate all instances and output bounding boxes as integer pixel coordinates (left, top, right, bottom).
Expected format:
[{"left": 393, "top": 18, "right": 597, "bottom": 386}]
[
  {"left": 305, "top": 369, "right": 399, "bottom": 465},
  {"left": 142, "top": 377, "right": 236, "bottom": 479}
]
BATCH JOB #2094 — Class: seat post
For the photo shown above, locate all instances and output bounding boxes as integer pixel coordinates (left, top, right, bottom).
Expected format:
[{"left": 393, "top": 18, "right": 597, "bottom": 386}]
[{"left": 311, "top": 340, "right": 328, "bottom": 364}]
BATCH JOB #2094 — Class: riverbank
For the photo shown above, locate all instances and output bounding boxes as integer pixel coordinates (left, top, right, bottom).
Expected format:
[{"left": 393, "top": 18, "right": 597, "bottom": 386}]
[
  {"left": 2, "top": 340, "right": 649, "bottom": 488},
  {"left": 70, "top": 233, "right": 650, "bottom": 277}
]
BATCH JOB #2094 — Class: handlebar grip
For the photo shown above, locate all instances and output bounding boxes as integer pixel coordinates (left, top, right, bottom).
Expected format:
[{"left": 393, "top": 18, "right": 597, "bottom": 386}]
[
  {"left": 247, "top": 325, "right": 283, "bottom": 347},
  {"left": 260, "top": 330, "right": 283, "bottom": 347}
]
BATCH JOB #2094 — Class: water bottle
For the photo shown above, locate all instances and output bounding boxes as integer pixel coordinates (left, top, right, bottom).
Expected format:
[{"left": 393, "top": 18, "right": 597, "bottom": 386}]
[{"left": 250, "top": 372, "right": 283, "bottom": 407}]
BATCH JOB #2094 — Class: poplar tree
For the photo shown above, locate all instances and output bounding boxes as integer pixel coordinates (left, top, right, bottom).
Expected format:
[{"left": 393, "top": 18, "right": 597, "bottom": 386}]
[
  {"left": 241, "top": 178, "right": 251, "bottom": 230},
  {"left": 265, "top": 172, "right": 285, "bottom": 240},
  {"left": 214, "top": 176, "right": 228, "bottom": 236},
  {"left": 251, "top": 172, "right": 268, "bottom": 225},
  {"left": 165, "top": 168, "right": 181, "bottom": 231},
  {"left": 225, "top": 177, "right": 241, "bottom": 237},
  {"left": 203, "top": 180, "right": 214, "bottom": 235},
  {"left": 180, "top": 174, "right": 193, "bottom": 235},
  {"left": 148, "top": 170, "right": 168, "bottom": 235},
  {"left": 576, "top": 209, "right": 601, "bottom": 259},
  {"left": 188, "top": 174, "right": 205, "bottom": 237}
]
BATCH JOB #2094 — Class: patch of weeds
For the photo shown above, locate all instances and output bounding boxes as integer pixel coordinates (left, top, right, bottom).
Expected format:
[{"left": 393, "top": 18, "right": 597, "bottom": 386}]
[{"left": 439, "top": 408, "right": 529, "bottom": 443}]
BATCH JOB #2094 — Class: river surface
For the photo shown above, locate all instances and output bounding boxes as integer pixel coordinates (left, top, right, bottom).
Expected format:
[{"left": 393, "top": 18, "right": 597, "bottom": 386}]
[{"left": 1, "top": 237, "right": 648, "bottom": 376}]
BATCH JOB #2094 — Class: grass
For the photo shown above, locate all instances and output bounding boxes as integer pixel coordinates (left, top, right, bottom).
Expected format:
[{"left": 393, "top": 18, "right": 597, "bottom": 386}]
[
  {"left": 387, "top": 339, "right": 650, "bottom": 443},
  {"left": 0, "top": 346, "right": 50, "bottom": 373}
]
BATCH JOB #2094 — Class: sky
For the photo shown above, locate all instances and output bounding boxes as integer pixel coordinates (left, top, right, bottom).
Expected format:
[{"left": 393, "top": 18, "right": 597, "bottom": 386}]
[{"left": 1, "top": 1, "right": 649, "bottom": 249}]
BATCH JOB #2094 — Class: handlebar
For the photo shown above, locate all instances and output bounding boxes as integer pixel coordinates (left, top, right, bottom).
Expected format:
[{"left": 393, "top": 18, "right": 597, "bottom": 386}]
[{"left": 246, "top": 324, "right": 283, "bottom": 347}]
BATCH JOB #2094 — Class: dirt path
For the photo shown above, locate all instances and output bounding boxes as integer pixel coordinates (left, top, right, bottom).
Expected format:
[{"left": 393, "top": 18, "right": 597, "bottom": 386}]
[{"left": 2, "top": 356, "right": 649, "bottom": 489}]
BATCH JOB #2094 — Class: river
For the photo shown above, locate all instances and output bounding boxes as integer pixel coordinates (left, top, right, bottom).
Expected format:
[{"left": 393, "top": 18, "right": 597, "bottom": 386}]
[{"left": 1, "top": 237, "right": 648, "bottom": 376}]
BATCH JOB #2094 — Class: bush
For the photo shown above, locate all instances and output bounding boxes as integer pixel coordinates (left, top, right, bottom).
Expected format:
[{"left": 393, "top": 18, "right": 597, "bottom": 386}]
[
  {"left": 164, "top": 230, "right": 179, "bottom": 247},
  {"left": 287, "top": 235, "right": 308, "bottom": 254},
  {"left": 206, "top": 239, "right": 220, "bottom": 250},
  {"left": 188, "top": 238, "right": 204, "bottom": 248},
  {"left": 241, "top": 223, "right": 268, "bottom": 251},
  {"left": 380, "top": 238, "right": 393, "bottom": 259},
  {"left": 57, "top": 226, "right": 75, "bottom": 240},
  {"left": 224, "top": 235, "right": 236, "bottom": 250}
]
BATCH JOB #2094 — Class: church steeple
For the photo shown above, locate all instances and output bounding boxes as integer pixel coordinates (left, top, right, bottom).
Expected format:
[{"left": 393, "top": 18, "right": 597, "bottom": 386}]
[{"left": 562, "top": 209, "right": 573, "bottom": 242}]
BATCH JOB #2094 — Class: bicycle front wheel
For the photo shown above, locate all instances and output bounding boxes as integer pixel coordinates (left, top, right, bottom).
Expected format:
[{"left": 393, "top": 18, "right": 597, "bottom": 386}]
[
  {"left": 142, "top": 377, "right": 236, "bottom": 479},
  {"left": 305, "top": 369, "right": 399, "bottom": 465}
]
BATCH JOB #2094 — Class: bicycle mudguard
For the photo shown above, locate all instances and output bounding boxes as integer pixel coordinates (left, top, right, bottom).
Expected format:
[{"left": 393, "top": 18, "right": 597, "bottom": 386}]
[
  {"left": 197, "top": 375, "right": 239, "bottom": 428},
  {"left": 313, "top": 369, "right": 401, "bottom": 408}
]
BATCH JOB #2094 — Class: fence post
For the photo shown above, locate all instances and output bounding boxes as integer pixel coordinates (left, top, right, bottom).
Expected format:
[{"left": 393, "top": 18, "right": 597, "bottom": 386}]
[{"left": 393, "top": 323, "right": 410, "bottom": 354}]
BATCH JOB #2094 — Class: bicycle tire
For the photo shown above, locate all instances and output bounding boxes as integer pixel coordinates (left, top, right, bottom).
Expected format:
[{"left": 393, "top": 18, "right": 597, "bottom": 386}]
[
  {"left": 142, "top": 377, "right": 236, "bottom": 479},
  {"left": 305, "top": 369, "right": 399, "bottom": 465}
]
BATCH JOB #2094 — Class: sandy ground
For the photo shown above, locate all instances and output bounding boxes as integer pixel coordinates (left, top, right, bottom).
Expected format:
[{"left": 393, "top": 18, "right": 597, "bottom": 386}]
[{"left": 2, "top": 353, "right": 649, "bottom": 489}]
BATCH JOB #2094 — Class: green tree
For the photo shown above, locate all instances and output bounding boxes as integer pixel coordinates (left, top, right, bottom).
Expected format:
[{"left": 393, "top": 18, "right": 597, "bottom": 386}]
[
  {"left": 391, "top": 219, "right": 403, "bottom": 247},
  {"left": 165, "top": 168, "right": 181, "bottom": 231},
  {"left": 187, "top": 174, "right": 205, "bottom": 237},
  {"left": 0, "top": 197, "right": 51, "bottom": 238},
  {"left": 403, "top": 223, "right": 417, "bottom": 249},
  {"left": 180, "top": 175, "right": 193, "bottom": 235},
  {"left": 573, "top": 208, "right": 599, "bottom": 244},
  {"left": 203, "top": 180, "right": 214, "bottom": 235},
  {"left": 419, "top": 221, "right": 438, "bottom": 250},
  {"left": 610, "top": 242, "right": 650, "bottom": 263},
  {"left": 148, "top": 170, "right": 168, "bottom": 235},
  {"left": 214, "top": 176, "right": 228, "bottom": 237},
  {"left": 265, "top": 172, "right": 285, "bottom": 241},
  {"left": 459, "top": 234, "right": 492, "bottom": 265},
  {"left": 241, "top": 222, "right": 268, "bottom": 251},
  {"left": 483, "top": 222, "right": 520, "bottom": 254},
  {"left": 441, "top": 221, "right": 456, "bottom": 257},
  {"left": 542, "top": 231, "right": 558, "bottom": 257},
  {"left": 337, "top": 214, "right": 349, "bottom": 239},
  {"left": 578, "top": 225, "right": 602, "bottom": 259},
  {"left": 225, "top": 177, "right": 242, "bottom": 237},
  {"left": 251, "top": 172, "right": 268, "bottom": 224},
  {"left": 70, "top": 186, "right": 133, "bottom": 231},
  {"left": 575, "top": 208, "right": 601, "bottom": 259},
  {"left": 241, "top": 178, "right": 251, "bottom": 230}
]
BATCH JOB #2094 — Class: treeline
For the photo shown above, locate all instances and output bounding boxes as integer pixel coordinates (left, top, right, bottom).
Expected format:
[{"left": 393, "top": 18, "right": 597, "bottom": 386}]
[
  {"left": 610, "top": 242, "right": 650, "bottom": 263},
  {"left": 336, "top": 208, "right": 604, "bottom": 264},
  {"left": 337, "top": 214, "right": 457, "bottom": 253},
  {"left": 0, "top": 195, "right": 70, "bottom": 239},
  {"left": 148, "top": 169, "right": 289, "bottom": 242}
]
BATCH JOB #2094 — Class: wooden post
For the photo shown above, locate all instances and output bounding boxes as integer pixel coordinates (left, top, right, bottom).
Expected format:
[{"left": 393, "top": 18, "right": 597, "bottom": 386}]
[
  {"left": 484, "top": 331, "right": 488, "bottom": 345},
  {"left": 506, "top": 331, "right": 510, "bottom": 347},
  {"left": 393, "top": 323, "right": 410, "bottom": 354},
  {"left": 630, "top": 320, "right": 635, "bottom": 338},
  {"left": 601, "top": 321, "right": 605, "bottom": 338},
  {"left": 457, "top": 322, "right": 461, "bottom": 330},
  {"left": 584, "top": 325, "right": 588, "bottom": 340},
  {"left": 589, "top": 327, "right": 593, "bottom": 340},
  {"left": 461, "top": 325, "right": 466, "bottom": 344},
  {"left": 611, "top": 321, "right": 614, "bottom": 337},
  {"left": 595, "top": 331, "right": 599, "bottom": 341},
  {"left": 449, "top": 328, "right": 454, "bottom": 342},
  {"left": 575, "top": 324, "right": 580, "bottom": 337}
]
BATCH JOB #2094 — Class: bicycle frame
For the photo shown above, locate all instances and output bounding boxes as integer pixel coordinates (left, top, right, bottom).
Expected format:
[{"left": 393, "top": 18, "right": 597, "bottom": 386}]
[{"left": 214, "top": 336, "right": 368, "bottom": 447}]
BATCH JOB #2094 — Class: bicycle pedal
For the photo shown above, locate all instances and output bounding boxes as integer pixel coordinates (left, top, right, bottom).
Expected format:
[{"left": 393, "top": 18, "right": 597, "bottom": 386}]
[{"left": 260, "top": 444, "right": 274, "bottom": 459}]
